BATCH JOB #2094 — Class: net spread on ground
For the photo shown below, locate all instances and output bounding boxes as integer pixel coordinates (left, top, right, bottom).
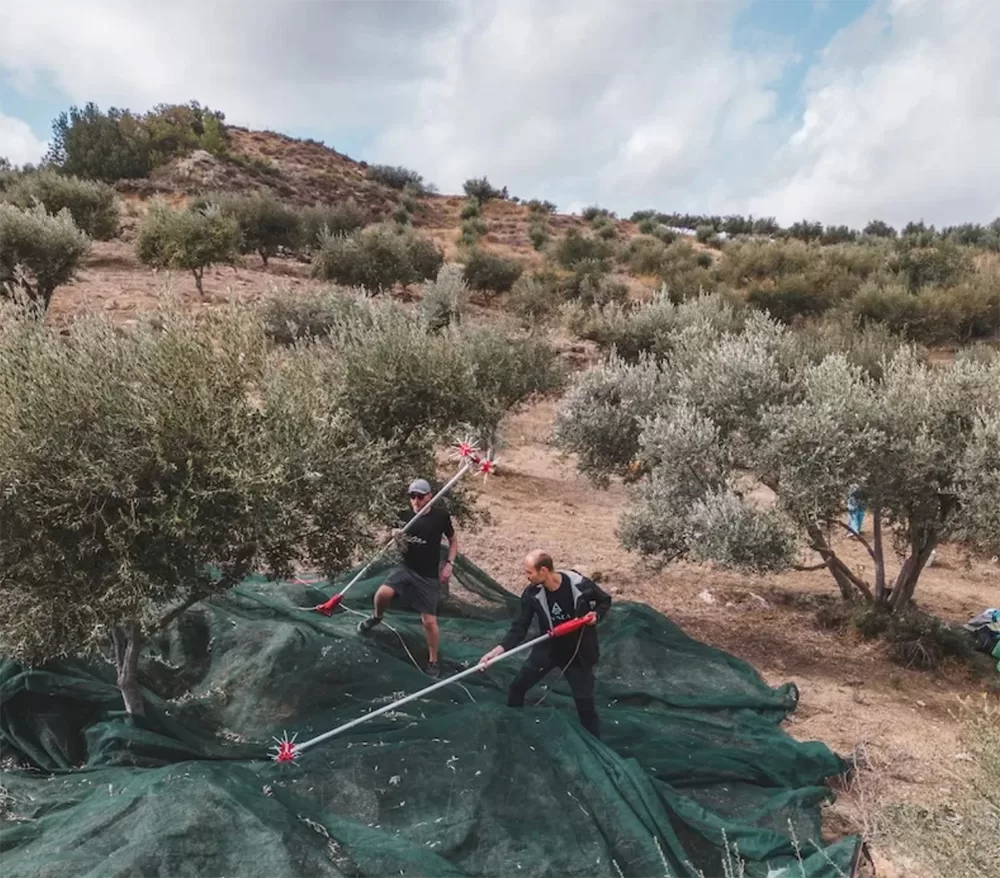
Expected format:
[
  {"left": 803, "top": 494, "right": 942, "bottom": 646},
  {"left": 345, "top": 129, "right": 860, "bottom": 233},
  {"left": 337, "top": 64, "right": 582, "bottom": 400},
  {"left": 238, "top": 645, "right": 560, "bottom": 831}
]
[{"left": 0, "top": 555, "right": 862, "bottom": 877}]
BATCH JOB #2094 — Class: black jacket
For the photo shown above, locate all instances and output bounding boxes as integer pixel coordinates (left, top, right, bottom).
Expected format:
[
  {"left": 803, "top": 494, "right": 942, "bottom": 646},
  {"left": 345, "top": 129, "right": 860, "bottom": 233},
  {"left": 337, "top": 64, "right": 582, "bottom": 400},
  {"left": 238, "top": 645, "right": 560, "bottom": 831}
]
[{"left": 500, "top": 570, "right": 612, "bottom": 666}]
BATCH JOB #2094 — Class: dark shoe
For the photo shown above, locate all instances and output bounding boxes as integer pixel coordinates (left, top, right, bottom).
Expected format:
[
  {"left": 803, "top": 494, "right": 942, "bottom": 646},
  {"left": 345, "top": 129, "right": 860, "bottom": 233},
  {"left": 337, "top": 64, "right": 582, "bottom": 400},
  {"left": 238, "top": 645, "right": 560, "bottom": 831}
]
[
  {"left": 426, "top": 661, "right": 441, "bottom": 679},
  {"left": 357, "top": 616, "right": 382, "bottom": 635}
]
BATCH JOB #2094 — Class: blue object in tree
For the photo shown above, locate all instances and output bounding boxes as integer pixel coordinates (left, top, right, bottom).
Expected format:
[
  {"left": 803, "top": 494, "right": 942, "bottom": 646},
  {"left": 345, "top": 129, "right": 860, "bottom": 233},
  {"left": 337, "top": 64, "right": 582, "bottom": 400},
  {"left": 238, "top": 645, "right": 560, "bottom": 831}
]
[{"left": 847, "top": 488, "right": 865, "bottom": 534}]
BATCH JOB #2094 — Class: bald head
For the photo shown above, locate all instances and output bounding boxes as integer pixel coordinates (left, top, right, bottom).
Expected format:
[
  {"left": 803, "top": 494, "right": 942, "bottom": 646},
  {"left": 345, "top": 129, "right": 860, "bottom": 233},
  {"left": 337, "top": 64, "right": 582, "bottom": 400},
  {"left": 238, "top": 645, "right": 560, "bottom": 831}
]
[
  {"left": 523, "top": 549, "right": 561, "bottom": 589},
  {"left": 524, "top": 549, "right": 554, "bottom": 572}
]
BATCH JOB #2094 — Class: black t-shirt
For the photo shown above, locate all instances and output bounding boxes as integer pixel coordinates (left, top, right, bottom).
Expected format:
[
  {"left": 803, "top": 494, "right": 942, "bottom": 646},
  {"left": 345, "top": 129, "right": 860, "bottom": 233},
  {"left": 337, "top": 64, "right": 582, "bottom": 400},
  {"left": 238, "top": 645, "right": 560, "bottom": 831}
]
[
  {"left": 396, "top": 506, "right": 454, "bottom": 578},
  {"left": 544, "top": 575, "right": 577, "bottom": 627}
]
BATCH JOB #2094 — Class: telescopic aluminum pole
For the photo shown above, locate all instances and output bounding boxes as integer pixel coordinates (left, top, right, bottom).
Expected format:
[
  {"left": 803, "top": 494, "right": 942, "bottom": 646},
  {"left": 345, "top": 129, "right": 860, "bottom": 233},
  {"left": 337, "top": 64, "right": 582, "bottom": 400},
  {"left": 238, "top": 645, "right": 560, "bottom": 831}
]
[{"left": 271, "top": 612, "right": 596, "bottom": 762}]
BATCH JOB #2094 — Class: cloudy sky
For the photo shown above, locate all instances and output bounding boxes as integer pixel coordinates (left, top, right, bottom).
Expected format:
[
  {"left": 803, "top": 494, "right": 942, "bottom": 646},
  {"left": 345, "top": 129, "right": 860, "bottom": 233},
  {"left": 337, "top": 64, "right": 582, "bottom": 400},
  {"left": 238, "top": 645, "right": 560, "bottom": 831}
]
[{"left": 1, "top": 0, "right": 998, "bottom": 228}]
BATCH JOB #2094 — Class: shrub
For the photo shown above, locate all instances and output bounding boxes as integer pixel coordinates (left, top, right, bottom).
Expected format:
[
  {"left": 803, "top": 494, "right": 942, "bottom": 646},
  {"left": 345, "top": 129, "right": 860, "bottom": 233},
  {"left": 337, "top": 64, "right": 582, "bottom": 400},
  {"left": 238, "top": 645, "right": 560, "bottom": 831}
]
[
  {"left": 863, "top": 219, "right": 897, "bottom": 239},
  {"left": 459, "top": 217, "right": 488, "bottom": 247},
  {"left": 298, "top": 201, "right": 367, "bottom": 250},
  {"left": 637, "top": 218, "right": 657, "bottom": 235},
  {"left": 392, "top": 203, "right": 411, "bottom": 225},
  {"left": 526, "top": 199, "right": 556, "bottom": 215},
  {"left": 652, "top": 225, "right": 679, "bottom": 245},
  {"left": 0, "top": 202, "right": 90, "bottom": 311},
  {"left": 848, "top": 280, "right": 926, "bottom": 338},
  {"left": 261, "top": 290, "right": 372, "bottom": 345},
  {"left": 4, "top": 171, "right": 119, "bottom": 240},
  {"left": 582, "top": 205, "right": 610, "bottom": 221},
  {"left": 891, "top": 239, "right": 972, "bottom": 291},
  {"left": 746, "top": 276, "right": 836, "bottom": 323},
  {"left": 528, "top": 223, "right": 547, "bottom": 250},
  {"left": 509, "top": 271, "right": 564, "bottom": 323},
  {"left": 565, "top": 269, "right": 629, "bottom": 308},
  {"left": 793, "top": 319, "right": 909, "bottom": 381},
  {"left": 462, "top": 249, "right": 524, "bottom": 295},
  {"left": 325, "top": 299, "right": 561, "bottom": 444},
  {"left": 919, "top": 277, "right": 1000, "bottom": 344},
  {"left": 554, "top": 229, "right": 614, "bottom": 268},
  {"left": 136, "top": 200, "right": 241, "bottom": 295},
  {"left": 311, "top": 222, "right": 443, "bottom": 294},
  {"left": 419, "top": 265, "right": 466, "bottom": 333},
  {"left": 695, "top": 224, "right": 717, "bottom": 245},
  {"left": 654, "top": 241, "right": 718, "bottom": 299},
  {"left": 568, "top": 290, "right": 745, "bottom": 362},
  {"left": 460, "top": 199, "right": 481, "bottom": 220},
  {"left": 463, "top": 177, "right": 504, "bottom": 202},
  {"left": 365, "top": 164, "right": 427, "bottom": 193}
]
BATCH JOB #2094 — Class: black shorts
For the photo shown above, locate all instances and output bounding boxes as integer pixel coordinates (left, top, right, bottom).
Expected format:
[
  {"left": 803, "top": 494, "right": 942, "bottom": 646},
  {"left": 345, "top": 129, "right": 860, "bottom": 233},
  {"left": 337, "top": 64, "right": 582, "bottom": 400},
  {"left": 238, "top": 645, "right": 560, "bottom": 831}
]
[{"left": 384, "top": 566, "right": 442, "bottom": 616}]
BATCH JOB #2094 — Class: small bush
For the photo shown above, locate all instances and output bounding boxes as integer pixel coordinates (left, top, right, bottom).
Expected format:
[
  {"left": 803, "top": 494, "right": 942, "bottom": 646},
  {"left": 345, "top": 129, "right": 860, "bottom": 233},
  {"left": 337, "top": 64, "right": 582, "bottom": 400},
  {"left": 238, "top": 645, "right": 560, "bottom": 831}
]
[
  {"left": 136, "top": 200, "right": 241, "bottom": 295},
  {"left": 261, "top": 291, "right": 372, "bottom": 345},
  {"left": 460, "top": 199, "right": 481, "bottom": 220},
  {"left": 312, "top": 223, "right": 443, "bottom": 294},
  {"left": 596, "top": 223, "right": 618, "bottom": 241},
  {"left": 848, "top": 280, "right": 926, "bottom": 338},
  {"left": 820, "top": 603, "right": 978, "bottom": 670},
  {"left": 392, "top": 203, "right": 411, "bottom": 225},
  {"left": 419, "top": 265, "right": 466, "bottom": 333},
  {"left": 365, "top": 164, "right": 427, "bottom": 192},
  {"left": 0, "top": 202, "right": 90, "bottom": 310},
  {"left": 746, "top": 276, "right": 836, "bottom": 323},
  {"left": 568, "top": 290, "right": 746, "bottom": 362},
  {"left": 891, "top": 239, "right": 972, "bottom": 291},
  {"left": 509, "top": 271, "right": 564, "bottom": 323},
  {"left": 463, "top": 177, "right": 504, "bottom": 202},
  {"left": 462, "top": 249, "right": 524, "bottom": 295},
  {"left": 298, "top": 201, "right": 367, "bottom": 250},
  {"left": 920, "top": 276, "right": 1000, "bottom": 343},
  {"left": 459, "top": 217, "right": 488, "bottom": 247},
  {"left": 526, "top": 199, "right": 556, "bottom": 215},
  {"left": 637, "top": 218, "right": 656, "bottom": 235},
  {"left": 555, "top": 229, "right": 614, "bottom": 268},
  {"left": 528, "top": 223, "right": 547, "bottom": 250},
  {"left": 695, "top": 224, "right": 717, "bottom": 245},
  {"left": 555, "top": 257, "right": 627, "bottom": 308},
  {"left": 5, "top": 171, "right": 119, "bottom": 240}
]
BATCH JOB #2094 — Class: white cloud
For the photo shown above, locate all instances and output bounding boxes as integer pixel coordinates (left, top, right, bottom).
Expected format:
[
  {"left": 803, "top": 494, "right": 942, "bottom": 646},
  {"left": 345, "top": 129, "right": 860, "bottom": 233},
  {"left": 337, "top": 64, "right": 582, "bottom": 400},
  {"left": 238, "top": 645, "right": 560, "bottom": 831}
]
[
  {"left": 1, "top": 0, "right": 999, "bottom": 227},
  {"left": 740, "top": 0, "right": 1000, "bottom": 227},
  {"left": 370, "top": 0, "right": 792, "bottom": 213},
  {"left": 0, "top": 113, "right": 47, "bottom": 165}
]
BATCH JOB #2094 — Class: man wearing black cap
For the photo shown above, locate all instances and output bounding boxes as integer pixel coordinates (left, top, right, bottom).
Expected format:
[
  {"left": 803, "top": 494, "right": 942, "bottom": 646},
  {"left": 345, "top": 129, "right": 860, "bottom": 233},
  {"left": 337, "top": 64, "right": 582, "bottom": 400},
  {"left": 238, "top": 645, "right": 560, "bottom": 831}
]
[{"left": 357, "top": 477, "right": 457, "bottom": 677}]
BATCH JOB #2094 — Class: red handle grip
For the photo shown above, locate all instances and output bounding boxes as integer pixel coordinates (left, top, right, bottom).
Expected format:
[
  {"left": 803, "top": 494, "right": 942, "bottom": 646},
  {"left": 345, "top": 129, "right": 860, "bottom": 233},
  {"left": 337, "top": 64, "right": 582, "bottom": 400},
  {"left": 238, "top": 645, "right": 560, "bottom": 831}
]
[
  {"left": 550, "top": 611, "right": 596, "bottom": 638},
  {"left": 315, "top": 593, "right": 344, "bottom": 616}
]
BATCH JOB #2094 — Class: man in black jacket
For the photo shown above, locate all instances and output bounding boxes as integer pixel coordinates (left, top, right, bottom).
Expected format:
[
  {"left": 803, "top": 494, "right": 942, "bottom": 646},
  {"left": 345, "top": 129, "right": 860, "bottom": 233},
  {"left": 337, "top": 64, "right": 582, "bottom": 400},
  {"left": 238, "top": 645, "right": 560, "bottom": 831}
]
[{"left": 479, "top": 549, "right": 611, "bottom": 738}]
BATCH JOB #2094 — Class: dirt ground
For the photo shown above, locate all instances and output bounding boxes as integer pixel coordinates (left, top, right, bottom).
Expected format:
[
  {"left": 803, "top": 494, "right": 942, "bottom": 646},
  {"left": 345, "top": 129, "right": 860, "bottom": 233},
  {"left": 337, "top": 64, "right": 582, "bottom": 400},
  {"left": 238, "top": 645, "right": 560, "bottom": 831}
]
[{"left": 454, "top": 398, "right": 998, "bottom": 875}]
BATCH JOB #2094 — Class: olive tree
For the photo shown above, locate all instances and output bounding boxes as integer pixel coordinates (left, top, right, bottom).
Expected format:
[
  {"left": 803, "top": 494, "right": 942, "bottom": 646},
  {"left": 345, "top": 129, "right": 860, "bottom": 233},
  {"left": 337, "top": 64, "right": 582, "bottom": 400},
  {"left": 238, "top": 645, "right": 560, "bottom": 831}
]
[
  {"left": 0, "top": 305, "right": 413, "bottom": 714},
  {"left": 0, "top": 202, "right": 90, "bottom": 311},
  {"left": 4, "top": 170, "right": 119, "bottom": 240},
  {"left": 136, "top": 200, "right": 241, "bottom": 295},
  {"left": 193, "top": 192, "right": 301, "bottom": 267},
  {"left": 555, "top": 308, "right": 1000, "bottom": 610}
]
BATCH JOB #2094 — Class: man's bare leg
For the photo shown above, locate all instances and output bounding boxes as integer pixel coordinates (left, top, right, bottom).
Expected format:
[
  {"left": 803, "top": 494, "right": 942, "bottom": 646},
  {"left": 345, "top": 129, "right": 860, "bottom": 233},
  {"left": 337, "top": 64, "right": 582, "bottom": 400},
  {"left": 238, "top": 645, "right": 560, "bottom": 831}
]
[
  {"left": 373, "top": 584, "right": 395, "bottom": 618},
  {"left": 421, "top": 613, "right": 439, "bottom": 663}
]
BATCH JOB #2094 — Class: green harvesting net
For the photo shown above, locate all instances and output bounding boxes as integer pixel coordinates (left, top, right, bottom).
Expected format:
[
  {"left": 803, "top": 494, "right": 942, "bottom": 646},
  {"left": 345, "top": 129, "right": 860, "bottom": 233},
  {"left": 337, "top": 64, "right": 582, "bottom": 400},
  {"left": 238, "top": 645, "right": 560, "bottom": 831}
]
[{"left": 0, "top": 555, "right": 862, "bottom": 877}]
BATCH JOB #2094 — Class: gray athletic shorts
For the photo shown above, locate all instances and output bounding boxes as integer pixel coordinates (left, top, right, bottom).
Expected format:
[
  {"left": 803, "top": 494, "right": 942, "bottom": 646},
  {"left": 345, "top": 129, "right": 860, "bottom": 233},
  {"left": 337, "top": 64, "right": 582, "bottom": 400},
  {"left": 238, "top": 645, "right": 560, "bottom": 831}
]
[{"left": 384, "top": 566, "right": 442, "bottom": 616}]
